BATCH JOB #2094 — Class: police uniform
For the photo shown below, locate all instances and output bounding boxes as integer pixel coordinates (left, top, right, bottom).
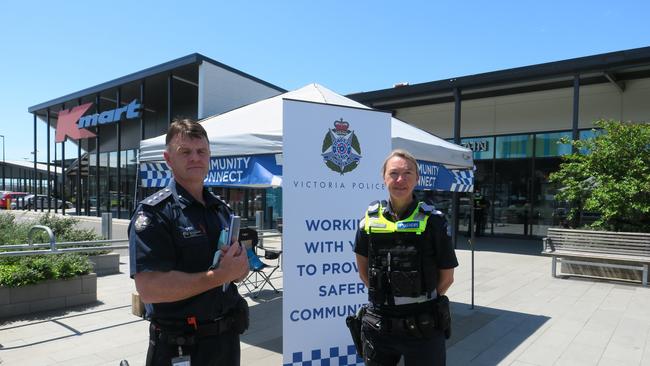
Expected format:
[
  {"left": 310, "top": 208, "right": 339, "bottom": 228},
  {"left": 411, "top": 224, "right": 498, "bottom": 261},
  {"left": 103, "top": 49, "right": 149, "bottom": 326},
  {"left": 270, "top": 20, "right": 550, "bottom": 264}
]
[
  {"left": 129, "top": 179, "right": 247, "bottom": 366},
  {"left": 353, "top": 198, "right": 458, "bottom": 366}
]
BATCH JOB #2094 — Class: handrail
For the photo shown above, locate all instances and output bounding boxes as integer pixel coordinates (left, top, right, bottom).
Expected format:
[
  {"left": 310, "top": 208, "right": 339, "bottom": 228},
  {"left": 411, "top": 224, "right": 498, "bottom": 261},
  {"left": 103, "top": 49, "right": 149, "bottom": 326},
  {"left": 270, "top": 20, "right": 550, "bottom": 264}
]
[
  {"left": 0, "top": 244, "right": 129, "bottom": 257},
  {"left": 0, "top": 225, "right": 128, "bottom": 257},
  {"left": 1, "top": 238, "right": 128, "bottom": 250},
  {"left": 28, "top": 225, "right": 56, "bottom": 251}
]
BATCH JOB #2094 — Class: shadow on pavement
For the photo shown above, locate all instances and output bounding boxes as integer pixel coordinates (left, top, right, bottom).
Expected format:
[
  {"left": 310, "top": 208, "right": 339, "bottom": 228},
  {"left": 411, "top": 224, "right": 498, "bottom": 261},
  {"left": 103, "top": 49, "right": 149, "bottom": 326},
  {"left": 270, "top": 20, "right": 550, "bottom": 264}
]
[
  {"left": 447, "top": 301, "right": 549, "bottom": 365},
  {"left": 0, "top": 300, "right": 109, "bottom": 327},
  {"left": 241, "top": 290, "right": 283, "bottom": 354},
  {"left": 456, "top": 235, "right": 543, "bottom": 256}
]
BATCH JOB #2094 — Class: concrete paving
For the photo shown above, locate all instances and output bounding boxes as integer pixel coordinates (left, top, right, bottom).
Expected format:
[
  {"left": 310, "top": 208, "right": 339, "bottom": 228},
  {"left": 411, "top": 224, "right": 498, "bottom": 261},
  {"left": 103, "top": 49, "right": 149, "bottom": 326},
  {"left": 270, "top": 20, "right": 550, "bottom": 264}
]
[{"left": 1, "top": 231, "right": 650, "bottom": 365}]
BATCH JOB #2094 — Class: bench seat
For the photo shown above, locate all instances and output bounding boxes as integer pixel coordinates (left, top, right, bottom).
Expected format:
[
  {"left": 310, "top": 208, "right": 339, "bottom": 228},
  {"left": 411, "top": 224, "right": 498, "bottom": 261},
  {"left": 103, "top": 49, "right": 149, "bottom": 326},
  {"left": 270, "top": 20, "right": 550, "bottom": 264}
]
[{"left": 542, "top": 228, "right": 650, "bottom": 286}]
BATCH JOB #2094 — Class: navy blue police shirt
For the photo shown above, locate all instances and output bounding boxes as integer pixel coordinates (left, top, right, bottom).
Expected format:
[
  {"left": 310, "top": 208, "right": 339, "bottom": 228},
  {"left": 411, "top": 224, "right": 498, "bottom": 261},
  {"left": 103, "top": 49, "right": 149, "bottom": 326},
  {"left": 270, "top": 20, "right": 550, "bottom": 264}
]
[{"left": 128, "top": 179, "right": 240, "bottom": 321}]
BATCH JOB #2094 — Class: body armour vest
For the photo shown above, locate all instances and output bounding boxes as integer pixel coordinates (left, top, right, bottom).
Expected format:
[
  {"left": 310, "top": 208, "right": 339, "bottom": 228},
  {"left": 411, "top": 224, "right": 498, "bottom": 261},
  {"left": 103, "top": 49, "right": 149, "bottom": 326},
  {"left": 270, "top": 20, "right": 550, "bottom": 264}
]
[{"left": 364, "top": 201, "right": 438, "bottom": 307}]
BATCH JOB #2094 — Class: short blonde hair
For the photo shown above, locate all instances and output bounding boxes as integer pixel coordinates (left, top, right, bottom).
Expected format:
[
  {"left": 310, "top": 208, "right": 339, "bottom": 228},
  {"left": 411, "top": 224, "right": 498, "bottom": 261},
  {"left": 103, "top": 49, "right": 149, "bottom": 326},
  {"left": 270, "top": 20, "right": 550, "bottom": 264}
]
[{"left": 382, "top": 149, "right": 419, "bottom": 179}]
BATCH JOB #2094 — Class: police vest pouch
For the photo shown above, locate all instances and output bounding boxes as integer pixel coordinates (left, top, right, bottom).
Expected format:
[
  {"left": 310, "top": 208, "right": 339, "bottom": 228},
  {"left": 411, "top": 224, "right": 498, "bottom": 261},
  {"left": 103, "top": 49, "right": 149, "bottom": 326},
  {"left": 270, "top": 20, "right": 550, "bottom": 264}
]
[
  {"left": 389, "top": 271, "right": 421, "bottom": 297},
  {"left": 435, "top": 295, "right": 452, "bottom": 339},
  {"left": 368, "top": 268, "right": 385, "bottom": 305}
]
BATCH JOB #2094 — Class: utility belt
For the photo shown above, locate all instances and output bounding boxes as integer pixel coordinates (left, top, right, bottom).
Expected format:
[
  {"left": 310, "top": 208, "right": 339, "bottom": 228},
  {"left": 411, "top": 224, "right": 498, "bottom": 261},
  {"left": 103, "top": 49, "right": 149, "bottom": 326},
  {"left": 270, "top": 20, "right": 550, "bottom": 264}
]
[
  {"left": 363, "top": 296, "right": 451, "bottom": 340},
  {"left": 150, "top": 298, "right": 249, "bottom": 346}
]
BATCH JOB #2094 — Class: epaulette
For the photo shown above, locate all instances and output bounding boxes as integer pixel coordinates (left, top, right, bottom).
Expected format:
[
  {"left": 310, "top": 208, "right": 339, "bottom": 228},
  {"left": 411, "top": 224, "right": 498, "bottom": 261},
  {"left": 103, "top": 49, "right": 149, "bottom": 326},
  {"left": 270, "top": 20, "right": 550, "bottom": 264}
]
[
  {"left": 419, "top": 202, "right": 435, "bottom": 214},
  {"left": 367, "top": 200, "right": 381, "bottom": 214},
  {"left": 419, "top": 202, "right": 444, "bottom": 216},
  {"left": 208, "top": 192, "right": 233, "bottom": 213},
  {"left": 141, "top": 188, "right": 173, "bottom": 207}
]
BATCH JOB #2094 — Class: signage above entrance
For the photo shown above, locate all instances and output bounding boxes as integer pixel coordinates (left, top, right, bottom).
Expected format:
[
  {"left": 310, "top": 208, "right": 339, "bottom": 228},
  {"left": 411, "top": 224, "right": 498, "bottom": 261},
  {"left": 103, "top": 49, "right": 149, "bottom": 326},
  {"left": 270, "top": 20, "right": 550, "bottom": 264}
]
[
  {"left": 462, "top": 140, "right": 489, "bottom": 152},
  {"left": 78, "top": 99, "right": 142, "bottom": 128},
  {"left": 55, "top": 99, "right": 142, "bottom": 142}
]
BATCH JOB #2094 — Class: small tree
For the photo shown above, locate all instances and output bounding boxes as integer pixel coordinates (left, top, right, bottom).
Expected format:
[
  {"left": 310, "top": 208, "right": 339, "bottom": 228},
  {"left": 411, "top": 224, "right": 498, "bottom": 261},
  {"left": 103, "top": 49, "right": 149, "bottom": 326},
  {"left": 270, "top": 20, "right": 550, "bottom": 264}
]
[{"left": 549, "top": 119, "right": 650, "bottom": 232}]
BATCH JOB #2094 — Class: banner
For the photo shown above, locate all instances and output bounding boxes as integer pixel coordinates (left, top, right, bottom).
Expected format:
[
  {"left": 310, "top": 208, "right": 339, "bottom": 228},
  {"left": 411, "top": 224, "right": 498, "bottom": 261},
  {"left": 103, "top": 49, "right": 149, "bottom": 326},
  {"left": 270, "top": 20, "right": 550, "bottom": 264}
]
[
  {"left": 282, "top": 99, "right": 391, "bottom": 366},
  {"left": 139, "top": 153, "right": 282, "bottom": 188},
  {"left": 416, "top": 160, "right": 474, "bottom": 192}
]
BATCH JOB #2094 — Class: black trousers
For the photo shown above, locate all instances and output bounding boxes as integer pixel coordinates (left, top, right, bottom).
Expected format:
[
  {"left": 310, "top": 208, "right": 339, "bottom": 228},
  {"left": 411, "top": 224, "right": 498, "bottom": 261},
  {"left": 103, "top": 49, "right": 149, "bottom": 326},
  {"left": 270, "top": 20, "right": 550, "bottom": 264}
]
[
  {"left": 146, "top": 323, "right": 240, "bottom": 366},
  {"left": 361, "top": 318, "right": 446, "bottom": 366}
]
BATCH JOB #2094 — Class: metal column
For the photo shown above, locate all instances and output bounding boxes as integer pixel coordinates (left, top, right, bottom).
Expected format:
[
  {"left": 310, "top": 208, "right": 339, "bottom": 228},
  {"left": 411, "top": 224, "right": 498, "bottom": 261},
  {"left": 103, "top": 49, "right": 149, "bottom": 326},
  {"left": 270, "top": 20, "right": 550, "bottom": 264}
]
[
  {"left": 451, "top": 88, "right": 462, "bottom": 248},
  {"left": 77, "top": 99, "right": 82, "bottom": 215},
  {"left": 95, "top": 93, "right": 101, "bottom": 217},
  {"left": 116, "top": 88, "right": 122, "bottom": 219},
  {"left": 572, "top": 74, "right": 580, "bottom": 152},
  {"left": 46, "top": 109, "right": 51, "bottom": 211},
  {"left": 33, "top": 113, "right": 37, "bottom": 211},
  {"left": 167, "top": 73, "right": 173, "bottom": 125}
]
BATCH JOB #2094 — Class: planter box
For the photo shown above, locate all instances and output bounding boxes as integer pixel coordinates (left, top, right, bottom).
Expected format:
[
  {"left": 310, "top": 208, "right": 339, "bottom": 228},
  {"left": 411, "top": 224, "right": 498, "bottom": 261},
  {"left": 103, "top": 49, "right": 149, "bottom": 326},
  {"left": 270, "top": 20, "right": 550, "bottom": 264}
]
[
  {"left": 88, "top": 252, "right": 120, "bottom": 276},
  {"left": 0, "top": 273, "right": 97, "bottom": 319}
]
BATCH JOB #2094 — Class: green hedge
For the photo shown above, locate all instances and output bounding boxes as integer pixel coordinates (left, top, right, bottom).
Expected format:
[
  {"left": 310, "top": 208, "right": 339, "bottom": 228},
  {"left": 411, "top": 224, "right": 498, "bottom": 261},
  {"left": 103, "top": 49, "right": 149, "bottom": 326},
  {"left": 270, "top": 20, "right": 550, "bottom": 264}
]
[
  {"left": 0, "top": 254, "right": 92, "bottom": 287},
  {"left": 0, "top": 212, "right": 101, "bottom": 287}
]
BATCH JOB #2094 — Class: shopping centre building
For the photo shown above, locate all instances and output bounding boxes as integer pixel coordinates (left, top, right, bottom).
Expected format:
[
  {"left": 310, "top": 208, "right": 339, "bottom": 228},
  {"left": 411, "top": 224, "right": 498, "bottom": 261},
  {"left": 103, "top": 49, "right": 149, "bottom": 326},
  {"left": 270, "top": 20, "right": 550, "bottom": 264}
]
[
  {"left": 26, "top": 54, "right": 284, "bottom": 219},
  {"left": 349, "top": 46, "right": 650, "bottom": 237},
  {"left": 20, "top": 46, "right": 650, "bottom": 237}
]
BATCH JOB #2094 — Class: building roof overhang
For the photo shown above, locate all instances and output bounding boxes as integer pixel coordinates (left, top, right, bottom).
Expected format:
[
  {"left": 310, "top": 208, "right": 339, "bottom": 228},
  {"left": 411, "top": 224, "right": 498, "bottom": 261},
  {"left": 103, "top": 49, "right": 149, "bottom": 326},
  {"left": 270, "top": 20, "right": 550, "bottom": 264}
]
[
  {"left": 28, "top": 53, "right": 286, "bottom": 115},
  {"left": 348, "top": 46, "right": 650, "bottom": 109}
]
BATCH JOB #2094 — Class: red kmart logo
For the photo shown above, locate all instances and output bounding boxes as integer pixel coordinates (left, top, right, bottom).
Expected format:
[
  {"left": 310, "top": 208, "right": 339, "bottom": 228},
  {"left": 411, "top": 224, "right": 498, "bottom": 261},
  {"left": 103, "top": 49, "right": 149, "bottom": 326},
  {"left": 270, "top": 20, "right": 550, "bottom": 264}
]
[{"left": 55, "top": 99, "right": 142, "bottom": 143}]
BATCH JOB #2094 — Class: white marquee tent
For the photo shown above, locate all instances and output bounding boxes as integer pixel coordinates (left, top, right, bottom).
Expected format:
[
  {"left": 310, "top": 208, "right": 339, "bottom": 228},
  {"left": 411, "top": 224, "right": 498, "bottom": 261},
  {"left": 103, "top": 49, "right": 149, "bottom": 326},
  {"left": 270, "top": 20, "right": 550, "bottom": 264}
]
[{"left": 138, "top": 83, "right": 474, "bottom": 190}]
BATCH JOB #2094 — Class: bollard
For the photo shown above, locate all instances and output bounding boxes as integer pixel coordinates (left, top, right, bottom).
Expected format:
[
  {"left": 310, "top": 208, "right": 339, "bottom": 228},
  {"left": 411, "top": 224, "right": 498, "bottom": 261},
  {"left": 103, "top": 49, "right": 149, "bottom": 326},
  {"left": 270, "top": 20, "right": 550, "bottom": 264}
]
[
  {"left": 255, "top": 210, "right": 264, "bottom": 230},
  {"left": 101, "top": 212, "right": 113, "bottom": 239}
]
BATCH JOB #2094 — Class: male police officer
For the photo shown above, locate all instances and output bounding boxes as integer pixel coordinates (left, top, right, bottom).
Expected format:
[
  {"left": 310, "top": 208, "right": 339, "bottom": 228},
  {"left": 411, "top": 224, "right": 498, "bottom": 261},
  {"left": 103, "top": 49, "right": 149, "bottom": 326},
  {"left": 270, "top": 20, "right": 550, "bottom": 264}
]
[
  {"left": 129, "top": 119, "right": 249, "bottom": 366},
  {"left": 354, "top": 149, "right": 458, "bottom": 366}
]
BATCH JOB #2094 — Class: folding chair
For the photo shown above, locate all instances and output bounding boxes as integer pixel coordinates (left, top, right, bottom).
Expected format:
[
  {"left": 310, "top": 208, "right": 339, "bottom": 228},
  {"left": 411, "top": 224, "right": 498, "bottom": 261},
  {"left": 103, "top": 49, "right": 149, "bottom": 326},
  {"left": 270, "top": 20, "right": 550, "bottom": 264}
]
[{"left": 238, "top": 227, "right": 282, "bottom": 298}]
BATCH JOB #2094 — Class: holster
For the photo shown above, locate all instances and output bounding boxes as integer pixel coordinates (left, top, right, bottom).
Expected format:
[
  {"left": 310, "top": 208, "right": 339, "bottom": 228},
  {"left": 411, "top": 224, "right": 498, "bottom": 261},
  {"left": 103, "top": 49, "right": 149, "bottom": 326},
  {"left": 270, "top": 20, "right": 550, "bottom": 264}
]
[
  {"left": 234, "top": 295, "right": 250, "bottom": 334},
  {"left": 345, "top": 305, "right": 367, "bottom": 357},
  {"left": 434, "top": 295, "right": 452, "bottom": 339}
]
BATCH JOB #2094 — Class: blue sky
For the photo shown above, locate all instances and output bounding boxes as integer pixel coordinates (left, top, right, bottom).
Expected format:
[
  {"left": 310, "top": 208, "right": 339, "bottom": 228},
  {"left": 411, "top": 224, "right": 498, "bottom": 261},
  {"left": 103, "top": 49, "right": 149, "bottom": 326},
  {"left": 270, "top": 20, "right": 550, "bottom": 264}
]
[{"left": 1, "top": 0, "right": 648, "bottom": 161}]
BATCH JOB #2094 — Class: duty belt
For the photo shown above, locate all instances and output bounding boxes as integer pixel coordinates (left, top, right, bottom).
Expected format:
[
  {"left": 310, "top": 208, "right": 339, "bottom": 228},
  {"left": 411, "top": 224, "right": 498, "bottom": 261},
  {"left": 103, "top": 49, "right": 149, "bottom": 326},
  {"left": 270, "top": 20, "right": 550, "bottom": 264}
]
[{"left": 151, "top": 314, "right": 237, "bottom": 344}]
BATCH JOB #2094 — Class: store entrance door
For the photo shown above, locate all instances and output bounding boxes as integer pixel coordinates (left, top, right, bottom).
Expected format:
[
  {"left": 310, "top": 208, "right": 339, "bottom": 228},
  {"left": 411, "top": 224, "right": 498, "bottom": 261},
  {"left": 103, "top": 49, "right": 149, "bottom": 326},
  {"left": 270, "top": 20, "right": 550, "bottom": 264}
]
[{"left": 492, "top": 158, "right": 533, "bottom": 236}]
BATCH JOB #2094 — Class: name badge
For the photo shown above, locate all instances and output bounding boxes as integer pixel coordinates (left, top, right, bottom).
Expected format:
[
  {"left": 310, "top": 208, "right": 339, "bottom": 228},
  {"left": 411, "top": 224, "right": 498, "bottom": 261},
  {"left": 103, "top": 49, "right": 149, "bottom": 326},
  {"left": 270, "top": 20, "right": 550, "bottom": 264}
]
[
  {"left": 397, "top": 221, "right": 420, "bottom": 229},
  {"left": 180, "top": 226, "right": 205, "bottom": 238}
]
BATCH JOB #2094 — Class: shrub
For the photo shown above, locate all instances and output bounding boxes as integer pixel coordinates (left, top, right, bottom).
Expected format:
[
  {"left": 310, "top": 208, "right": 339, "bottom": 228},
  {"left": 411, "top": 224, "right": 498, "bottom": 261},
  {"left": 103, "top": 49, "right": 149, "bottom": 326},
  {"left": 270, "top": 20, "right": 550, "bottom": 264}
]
[
  {"left": 0, "top": 254, "right": 92, "bottom": 287},
  {"left": 550, "top": 120, "right": 650, "bottom": 232},
  {"left": 0, "top": 212, "right": 102, "bottom": 287}
]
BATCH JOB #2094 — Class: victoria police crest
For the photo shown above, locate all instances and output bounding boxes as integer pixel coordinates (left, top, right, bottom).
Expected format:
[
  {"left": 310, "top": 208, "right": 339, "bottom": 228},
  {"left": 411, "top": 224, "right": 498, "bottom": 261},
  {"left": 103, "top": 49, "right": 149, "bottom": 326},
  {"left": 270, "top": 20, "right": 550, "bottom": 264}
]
[{"left": 321, "top": 118, "right": 362, "bottom": 175}]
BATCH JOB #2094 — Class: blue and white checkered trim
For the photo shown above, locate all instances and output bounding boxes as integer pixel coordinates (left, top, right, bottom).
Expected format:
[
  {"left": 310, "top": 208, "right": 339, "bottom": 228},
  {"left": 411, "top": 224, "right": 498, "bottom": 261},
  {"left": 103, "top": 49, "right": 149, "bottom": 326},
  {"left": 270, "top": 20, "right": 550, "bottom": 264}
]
[
  {"left": 284, "top": 345, "right": 363, "bottom": 366},
  {"left": 140, "top": 162, "right": 172, "bottom": 188},
  {"left": 449, "top": 169, "right": 474, "bottom": 192}
]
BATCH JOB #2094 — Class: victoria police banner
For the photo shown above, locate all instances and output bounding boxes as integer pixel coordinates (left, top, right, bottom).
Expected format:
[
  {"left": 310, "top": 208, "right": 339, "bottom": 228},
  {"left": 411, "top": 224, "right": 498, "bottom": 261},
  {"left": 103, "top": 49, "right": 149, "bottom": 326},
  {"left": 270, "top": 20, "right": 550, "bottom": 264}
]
[
  {"left": 282, "top": 99, "right": 391, "bottom": 366},
  {"left": 416, "top": 160, "right": 474, "bottom": 192},
  {"left": 139, "top": 153, "right": 282, "bottom": 188}
]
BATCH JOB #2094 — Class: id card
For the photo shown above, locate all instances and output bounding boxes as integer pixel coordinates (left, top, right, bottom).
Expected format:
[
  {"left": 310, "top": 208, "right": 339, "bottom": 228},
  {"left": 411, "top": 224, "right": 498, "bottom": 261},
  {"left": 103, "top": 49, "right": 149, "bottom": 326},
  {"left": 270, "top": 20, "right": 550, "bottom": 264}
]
[{"left": 171, "top": 355, "right": 190, "bottom": 366}]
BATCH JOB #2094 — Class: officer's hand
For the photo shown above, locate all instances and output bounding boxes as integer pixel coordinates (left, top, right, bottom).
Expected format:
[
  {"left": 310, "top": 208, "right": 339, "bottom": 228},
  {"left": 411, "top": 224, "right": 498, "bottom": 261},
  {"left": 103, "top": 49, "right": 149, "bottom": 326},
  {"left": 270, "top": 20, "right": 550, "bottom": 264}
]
[{"left": 220, "top": 242, "right": 249, "bottom": 282}]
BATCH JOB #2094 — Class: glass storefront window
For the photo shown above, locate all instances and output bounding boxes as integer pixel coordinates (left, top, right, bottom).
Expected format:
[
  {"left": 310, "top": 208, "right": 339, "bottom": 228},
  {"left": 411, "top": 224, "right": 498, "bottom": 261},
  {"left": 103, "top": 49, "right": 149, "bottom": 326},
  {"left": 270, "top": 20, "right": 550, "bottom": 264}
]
[
  {"left": 535, "top": 131, "right": 572, "bottom": 157},
  {"left": 496, "top": 134, "right": 533, "bottom": 159}
]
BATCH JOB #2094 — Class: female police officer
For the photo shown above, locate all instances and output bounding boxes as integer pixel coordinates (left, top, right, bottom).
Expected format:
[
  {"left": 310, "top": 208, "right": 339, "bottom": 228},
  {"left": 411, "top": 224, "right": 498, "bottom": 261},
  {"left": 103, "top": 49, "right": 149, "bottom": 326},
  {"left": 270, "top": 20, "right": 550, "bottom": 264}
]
[{"left": 354, "top": 149, "right": 458, "bottom": 366}]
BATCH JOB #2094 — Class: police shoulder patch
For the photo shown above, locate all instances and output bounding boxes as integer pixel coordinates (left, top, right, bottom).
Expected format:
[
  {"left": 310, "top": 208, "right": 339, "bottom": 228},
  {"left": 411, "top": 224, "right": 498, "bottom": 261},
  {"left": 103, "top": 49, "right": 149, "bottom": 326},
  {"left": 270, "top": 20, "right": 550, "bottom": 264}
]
[
  {"left": 134, "top": 211, "right": 152, "bottom": 232},
  {"left": 141, "top": 188, "right": 173, "bottom": 207}
]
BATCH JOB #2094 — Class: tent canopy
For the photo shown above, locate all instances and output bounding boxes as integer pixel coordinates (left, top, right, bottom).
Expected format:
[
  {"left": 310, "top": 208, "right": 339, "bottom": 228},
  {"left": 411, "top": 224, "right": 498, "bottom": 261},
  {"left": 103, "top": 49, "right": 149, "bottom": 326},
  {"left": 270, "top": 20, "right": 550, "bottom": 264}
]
[{"left": 139, "top": 84, "right": 473, "bottom": 170}]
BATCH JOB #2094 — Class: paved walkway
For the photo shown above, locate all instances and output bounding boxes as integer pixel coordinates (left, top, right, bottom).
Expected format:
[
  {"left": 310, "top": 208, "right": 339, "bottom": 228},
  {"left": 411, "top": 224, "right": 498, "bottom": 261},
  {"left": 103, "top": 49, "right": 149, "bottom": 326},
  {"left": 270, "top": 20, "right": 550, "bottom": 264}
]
[{"left": 1, "top": 236, "right": 650, "bottom": 365}]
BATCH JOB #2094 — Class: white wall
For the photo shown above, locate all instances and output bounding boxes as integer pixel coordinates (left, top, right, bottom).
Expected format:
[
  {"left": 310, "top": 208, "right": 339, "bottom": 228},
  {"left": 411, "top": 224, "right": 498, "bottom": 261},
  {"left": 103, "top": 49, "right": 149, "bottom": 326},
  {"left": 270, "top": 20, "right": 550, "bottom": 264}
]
[
  {"left": 395, "top": 77, "right": 650, "bottom": 138},
  {"left": 198, "top": 61, "right": 283, "bottom": 119}
]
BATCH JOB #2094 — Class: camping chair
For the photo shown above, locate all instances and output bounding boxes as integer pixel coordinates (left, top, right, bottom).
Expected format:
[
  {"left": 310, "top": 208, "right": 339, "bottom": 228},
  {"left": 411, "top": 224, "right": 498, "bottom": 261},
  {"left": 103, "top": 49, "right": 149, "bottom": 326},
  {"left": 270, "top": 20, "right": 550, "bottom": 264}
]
[{"left": 238, "top": 227, "right": 282, "bottom": 298}]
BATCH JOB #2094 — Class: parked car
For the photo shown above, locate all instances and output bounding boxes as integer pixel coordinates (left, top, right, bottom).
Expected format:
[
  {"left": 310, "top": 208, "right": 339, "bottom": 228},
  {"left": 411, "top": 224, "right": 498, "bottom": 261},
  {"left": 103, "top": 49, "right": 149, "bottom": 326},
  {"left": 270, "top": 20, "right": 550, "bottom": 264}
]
[
  {"left": 21, "top": 194, "right": 73, "bottom": 209},
  {"left": 1, "top": 191, "right": 30, "bottom": 209}
]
